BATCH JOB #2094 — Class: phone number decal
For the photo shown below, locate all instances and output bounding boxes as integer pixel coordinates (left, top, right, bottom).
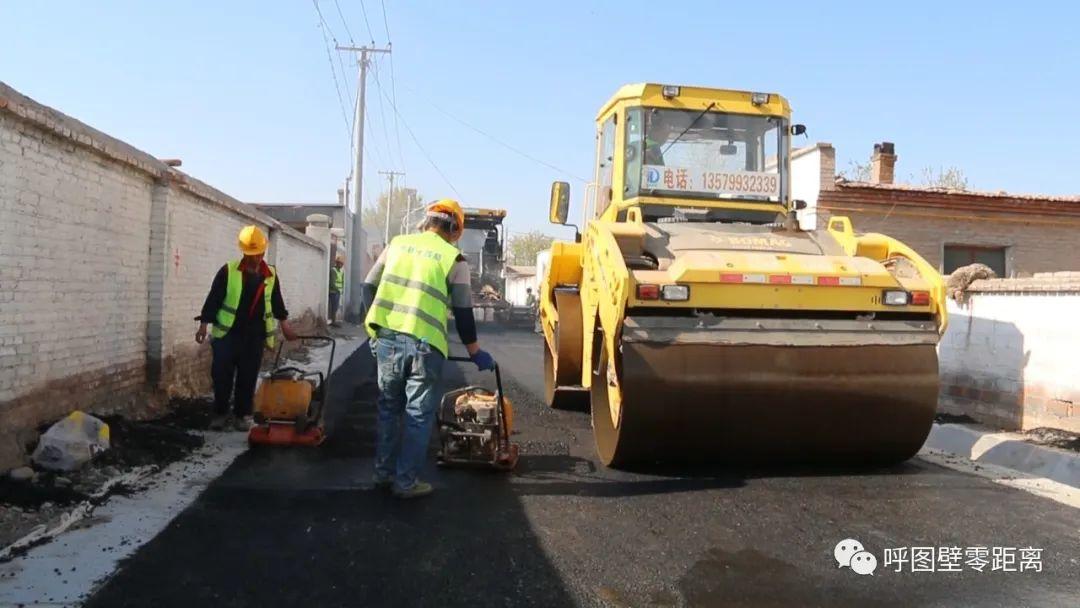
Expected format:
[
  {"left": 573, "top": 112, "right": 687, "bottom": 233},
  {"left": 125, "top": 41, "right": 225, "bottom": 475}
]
[{"left": 644, "top": 165, "right": 779, "bottom": 197}]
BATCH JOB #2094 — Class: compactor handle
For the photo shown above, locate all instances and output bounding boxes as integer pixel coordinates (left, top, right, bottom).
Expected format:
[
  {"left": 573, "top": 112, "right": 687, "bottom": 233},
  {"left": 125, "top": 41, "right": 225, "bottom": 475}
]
[
  {"left": 447, "top": 356, "right": 502, "bottom": 387},
  {"left": 271, "top": 335, "right": 337, "bottom": 401}
]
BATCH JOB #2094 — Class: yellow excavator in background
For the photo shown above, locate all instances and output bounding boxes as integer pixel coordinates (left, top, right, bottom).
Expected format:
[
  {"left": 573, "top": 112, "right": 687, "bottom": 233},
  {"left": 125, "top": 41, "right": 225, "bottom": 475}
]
[{"left": 538, "top": 83, "right": 947, "bottom": 468}]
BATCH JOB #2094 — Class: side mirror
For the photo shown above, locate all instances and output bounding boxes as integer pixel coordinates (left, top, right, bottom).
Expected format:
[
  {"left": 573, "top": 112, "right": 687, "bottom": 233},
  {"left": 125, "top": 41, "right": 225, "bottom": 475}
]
[
  {"left": 791, "top": 124, "right": 807, "bottom": 136},
  {"left": 792, "top": 199, "right": 808, "bottom": 210},
  {"left": 549, "top": 181, "right": 570, "bottom": 225}
]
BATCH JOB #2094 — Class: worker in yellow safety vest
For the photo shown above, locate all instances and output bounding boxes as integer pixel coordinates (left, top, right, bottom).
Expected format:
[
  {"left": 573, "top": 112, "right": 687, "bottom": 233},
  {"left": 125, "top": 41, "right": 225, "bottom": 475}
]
[
  {"left": 196, "top": 225, "right": 299, "bottom": 431},
  {"left": 363, "top": 199, "right": 495, "bottom": 499},
  {"left": 329, "top": 255, "right": 345, "bottom": 325}
]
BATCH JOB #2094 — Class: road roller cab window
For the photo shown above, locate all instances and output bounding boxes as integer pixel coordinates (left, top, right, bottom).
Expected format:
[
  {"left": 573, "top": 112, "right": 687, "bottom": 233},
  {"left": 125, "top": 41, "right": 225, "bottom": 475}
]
[
  {"left": 596, "top": 115, "right": 617, "bottom": 215},
  {"left": 634, "top": 108, "right": 786, "bottom": 205}
]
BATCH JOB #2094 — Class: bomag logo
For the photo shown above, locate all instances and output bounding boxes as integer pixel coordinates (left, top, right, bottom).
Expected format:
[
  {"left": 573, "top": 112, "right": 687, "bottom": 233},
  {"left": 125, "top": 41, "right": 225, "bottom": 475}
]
[{"left": 708, "top": 235, "right": 795, "bottom": 250}]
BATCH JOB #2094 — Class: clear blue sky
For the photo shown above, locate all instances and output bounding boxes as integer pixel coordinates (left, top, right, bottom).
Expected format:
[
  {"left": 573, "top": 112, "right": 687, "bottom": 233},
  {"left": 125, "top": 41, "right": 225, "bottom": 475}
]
[{"left": 2, "top": 1, "right": 1078, "bottom": 235}]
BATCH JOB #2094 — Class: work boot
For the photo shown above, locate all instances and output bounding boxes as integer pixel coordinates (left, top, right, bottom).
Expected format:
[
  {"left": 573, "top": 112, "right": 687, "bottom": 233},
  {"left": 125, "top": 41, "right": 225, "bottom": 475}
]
[
  {"left": 393, "top": 481, "right": 434, "bottom": 499},
  {"left": 232, "top": 416, "right": 253, "bottom": 432},
  {"left": 209, "top": 415, "right": 229, "bottom": 431}
]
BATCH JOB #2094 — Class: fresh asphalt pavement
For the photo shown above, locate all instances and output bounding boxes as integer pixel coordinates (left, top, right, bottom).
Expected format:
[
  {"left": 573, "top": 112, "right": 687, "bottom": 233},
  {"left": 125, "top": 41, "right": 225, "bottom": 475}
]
[{"left": 86, "top": 328, "right": 1080, "bottom": 607}]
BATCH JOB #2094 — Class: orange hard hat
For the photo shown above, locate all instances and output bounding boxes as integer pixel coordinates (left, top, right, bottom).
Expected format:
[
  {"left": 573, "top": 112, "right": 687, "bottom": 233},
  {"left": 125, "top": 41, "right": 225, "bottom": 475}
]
[
  {"left": 238, "top": 225, "right": 268, "bottom": 255},
  {"left": 427, "top": 199, "right": 465, "bottom": 234}
]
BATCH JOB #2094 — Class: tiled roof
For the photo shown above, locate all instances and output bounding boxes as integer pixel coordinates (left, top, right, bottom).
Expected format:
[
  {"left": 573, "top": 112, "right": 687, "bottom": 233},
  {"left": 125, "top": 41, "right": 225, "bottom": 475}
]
[{"left": 835, "top": 180, "right": 1080, "bottom": 204}]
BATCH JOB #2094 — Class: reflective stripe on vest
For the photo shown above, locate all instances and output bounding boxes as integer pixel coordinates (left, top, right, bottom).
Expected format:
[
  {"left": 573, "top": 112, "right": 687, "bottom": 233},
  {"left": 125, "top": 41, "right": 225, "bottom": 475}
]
[
  {"left": 210, "top": 260, "right": 278, "bottom": 348},
  {"left": 364, "top": 231, "right": 459, "bottom": 356},
  {"left": 331, "top": 268, "right": 345, "bottom": 293}
]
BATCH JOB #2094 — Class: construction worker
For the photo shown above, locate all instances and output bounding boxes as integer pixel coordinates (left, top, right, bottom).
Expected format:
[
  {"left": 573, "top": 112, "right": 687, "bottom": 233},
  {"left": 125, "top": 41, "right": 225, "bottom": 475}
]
[
  {"left": 363, "top": 199, "right": 495, "bottom": 499},
  {"left": 329, "top": 255, "right": 345, "bottom": 325},
  {"left": 644, "top": 116, "right": 673, "bottom": 166},
  {"left": 525, "top": 287, "right": 540, "bottom": 333},
  {"left": 196, "top": 225, "right": 298, "bottom": 431}
]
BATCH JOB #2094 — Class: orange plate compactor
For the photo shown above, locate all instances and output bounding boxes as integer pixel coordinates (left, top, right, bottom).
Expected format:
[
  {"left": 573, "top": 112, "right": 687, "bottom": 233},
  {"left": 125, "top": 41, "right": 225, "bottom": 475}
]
[
  {"left": 250, "top": 336, "right": 335, "bottom": 447},
  {"left": 436, "top": 357, "right": 519, "bottom": 471}
]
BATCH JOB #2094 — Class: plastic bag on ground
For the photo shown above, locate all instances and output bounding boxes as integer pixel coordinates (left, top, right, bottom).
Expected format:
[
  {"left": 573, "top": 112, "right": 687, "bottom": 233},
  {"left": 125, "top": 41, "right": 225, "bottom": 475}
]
[{"left": 31, "top": 411, "right": 111, "bottom": 472}]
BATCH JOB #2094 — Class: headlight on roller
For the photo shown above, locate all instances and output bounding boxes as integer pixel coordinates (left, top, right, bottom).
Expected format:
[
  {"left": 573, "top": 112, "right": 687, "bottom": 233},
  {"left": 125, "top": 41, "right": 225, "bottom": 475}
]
[
  {"left": 661, "top": 285, "right": 690, "bottom": 301},
  {"left": 882, "top": 290, "right": 909, "bottom": 306}
]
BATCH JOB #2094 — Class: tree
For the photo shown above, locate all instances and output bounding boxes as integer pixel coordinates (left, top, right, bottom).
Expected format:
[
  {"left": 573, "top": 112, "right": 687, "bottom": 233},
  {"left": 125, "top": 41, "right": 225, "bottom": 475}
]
[
  {"left": 919, "top": 166, "right": 968, "bottom": 190},
  {"left": 839, "top": 160, "right": 872, "bottom": 182},
  {"left": 840, "top": 157, "right": 970, "bottom": 191},
  {"left": 507, "top": 230, "right": 555, "bottom": 265},
  {"left": 362, "top": 187, "right": 423, "bottom": 246}
]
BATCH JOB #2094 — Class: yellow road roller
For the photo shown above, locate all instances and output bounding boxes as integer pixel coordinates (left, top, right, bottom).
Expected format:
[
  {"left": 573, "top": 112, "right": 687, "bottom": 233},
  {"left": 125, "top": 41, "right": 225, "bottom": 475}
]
[{"left": 538, "top": 83, "right": 947, "bottom": 468}]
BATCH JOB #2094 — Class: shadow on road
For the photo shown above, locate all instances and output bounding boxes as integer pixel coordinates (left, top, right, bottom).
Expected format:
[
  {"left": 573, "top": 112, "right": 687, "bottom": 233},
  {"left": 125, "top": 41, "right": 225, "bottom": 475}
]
[{"left": 85, "top": 344, "right": 577, "bottom": 608}]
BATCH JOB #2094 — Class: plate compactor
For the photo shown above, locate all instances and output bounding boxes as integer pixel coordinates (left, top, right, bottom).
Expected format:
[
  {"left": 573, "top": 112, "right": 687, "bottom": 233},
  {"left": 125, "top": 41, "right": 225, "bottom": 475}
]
[
  {"left": 250, "top": 336, "right": 336, "bottom": 447},
  {"left": 436, "top": 357, "right": 519, "bottom": 471}
]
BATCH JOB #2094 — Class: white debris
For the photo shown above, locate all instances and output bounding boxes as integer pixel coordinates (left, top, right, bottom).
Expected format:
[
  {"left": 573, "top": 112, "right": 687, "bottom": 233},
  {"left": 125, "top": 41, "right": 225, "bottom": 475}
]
[
  {"left": 31, "top": 411, "right": 110, "bottom": 472},
  {"left": 7, "top": 467, "right": 34, "bottom": 482}
]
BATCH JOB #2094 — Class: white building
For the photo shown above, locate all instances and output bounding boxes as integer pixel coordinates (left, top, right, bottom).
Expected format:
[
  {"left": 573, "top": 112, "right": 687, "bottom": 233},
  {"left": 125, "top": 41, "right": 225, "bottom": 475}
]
[{"left": 503, "top": 265, "right": 537, "bottom": 306}]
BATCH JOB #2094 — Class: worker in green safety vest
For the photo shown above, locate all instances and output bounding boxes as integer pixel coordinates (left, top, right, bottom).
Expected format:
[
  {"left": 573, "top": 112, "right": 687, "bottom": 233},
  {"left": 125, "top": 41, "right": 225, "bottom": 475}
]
[
  {"left": 644, "top": 117, "right": 674, "bottom": 166},
  {"left": 329, "top": 254, "right": 345, "bottom": 326},
  {"left": 196, "top": 225, "right": 299, "bottom": 431},
  {"left": 363, "top": 199, "right": 495, "bottom": 499}
]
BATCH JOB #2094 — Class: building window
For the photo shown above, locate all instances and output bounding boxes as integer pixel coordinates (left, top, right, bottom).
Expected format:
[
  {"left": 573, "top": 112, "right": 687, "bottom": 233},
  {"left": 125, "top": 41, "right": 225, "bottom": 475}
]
[{"left": 943, "top": 245, "right": 1007, "bottom": 276}]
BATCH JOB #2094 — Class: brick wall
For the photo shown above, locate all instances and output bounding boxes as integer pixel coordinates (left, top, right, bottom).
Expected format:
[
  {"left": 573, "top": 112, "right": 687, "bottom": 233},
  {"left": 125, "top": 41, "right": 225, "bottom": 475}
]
[
  {"left": 817, "top": 184, "right": 1080, "bottom": 277},
  {"left": 0, "top": 81, "right": 328, "bottom": 468},
  {"left": 274, "top": 230, "right": 328, "bottom": 325},
  {"left": 938, "top": 276, "right": 1080, "bottom": 432},
  {"left": 0, "top": 109, "right": 154, "bottom": 466},
  {"left": 817, "top": 205, "right": 1080, "bottom": 276}
]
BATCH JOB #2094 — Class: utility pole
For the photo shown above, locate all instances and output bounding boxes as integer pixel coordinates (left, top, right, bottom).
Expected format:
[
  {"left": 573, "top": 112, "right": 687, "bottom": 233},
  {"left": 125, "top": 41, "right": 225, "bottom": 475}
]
[
  {"left": 337, "top": 44, "right": 391, "bottom": 321},
  {"left": 378, "top": 170, "right": 405, "bottom": 245}
]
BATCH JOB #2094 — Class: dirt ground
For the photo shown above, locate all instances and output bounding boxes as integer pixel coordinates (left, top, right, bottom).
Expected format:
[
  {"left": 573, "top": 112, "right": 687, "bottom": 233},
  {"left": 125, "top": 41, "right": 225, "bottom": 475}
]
[
  {"left": 0, "top": 398, "right": 213, "bottom": 552},
  {"left": 1025, "top": 427, "right": 1080, "bottom": 452},
  {"left": 0, "top": 337, "right": 327, "bottom": 555}
]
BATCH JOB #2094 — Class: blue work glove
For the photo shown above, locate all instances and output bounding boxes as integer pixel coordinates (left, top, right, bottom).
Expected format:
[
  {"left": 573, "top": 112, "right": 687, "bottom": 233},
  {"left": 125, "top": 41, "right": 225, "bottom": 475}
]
[{"left": 470, "top": 349, "right": 496, "bottom": 371}]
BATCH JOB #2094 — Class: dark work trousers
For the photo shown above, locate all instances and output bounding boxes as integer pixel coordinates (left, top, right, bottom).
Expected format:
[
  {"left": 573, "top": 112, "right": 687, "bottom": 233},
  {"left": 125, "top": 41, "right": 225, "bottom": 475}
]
[
  {"left": 329, "top": 292, "right": 341, "bottom": 321},
  {"left": 211, "top": 329, "right": 266, "bottom": 416}
]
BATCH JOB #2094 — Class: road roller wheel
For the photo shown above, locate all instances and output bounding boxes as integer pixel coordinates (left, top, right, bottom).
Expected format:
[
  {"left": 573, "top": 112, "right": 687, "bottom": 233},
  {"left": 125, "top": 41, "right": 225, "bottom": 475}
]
[
  {"left": 544, "top": 344, "right": 588, "bottom": 410},
  {"left": 590, "top": 338, "right": 639, "bottom": 467}
]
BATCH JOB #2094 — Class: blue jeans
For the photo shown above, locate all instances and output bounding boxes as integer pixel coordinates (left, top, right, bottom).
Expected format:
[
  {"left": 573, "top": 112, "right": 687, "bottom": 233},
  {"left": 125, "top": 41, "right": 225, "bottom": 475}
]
[{"left": 372, "top": 329, "right": 445, "bottom": 491}]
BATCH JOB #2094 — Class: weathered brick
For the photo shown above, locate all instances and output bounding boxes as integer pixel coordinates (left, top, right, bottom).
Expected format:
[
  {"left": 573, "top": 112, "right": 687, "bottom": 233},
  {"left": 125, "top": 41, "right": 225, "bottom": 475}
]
[
  {"left": 1045, "top": 400, "right": 1072, "bottom": 419},
  {"left": 0, "top": 81, "right": 330, "bottom": 469}
]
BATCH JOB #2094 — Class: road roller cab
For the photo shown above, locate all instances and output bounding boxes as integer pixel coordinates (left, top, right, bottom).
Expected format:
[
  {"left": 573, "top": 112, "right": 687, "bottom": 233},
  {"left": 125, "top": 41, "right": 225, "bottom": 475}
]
[{"left": 538, "top": 83, "right": 948, "bottom": 468}]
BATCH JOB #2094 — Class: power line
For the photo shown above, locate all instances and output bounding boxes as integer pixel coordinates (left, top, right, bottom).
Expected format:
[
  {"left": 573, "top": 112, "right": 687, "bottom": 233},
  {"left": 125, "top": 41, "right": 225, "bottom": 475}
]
[
  {"left": 362, "top": 101, "right": 391, "bottom": 173},
  {"left": 369, "top": 61, "right": 397, "bottom": 175},
  {"left": 387, "top": 55, "right": 406, "bottom": 171},
  {"left": 401, "top": 83, "right": 588, "bottom": 183},
  {"left": 379, "top": 0, "right": 392, "bottom": 41},
  {"left": 312, "top": 0, "right": 355, "bottom": 112},
  {"left": 331, "top": 0, "right": 356, "bottom": 44},
  {"left": 378, "top": 0, "right": 406, "bottom": 170},
  {"left": 372, "top": 78, "right": 462, "bottom": 199},
  {"left": 311, "top": 0, "right": 352, "bottom": 134},
  {"left": 358, "top": 0, "right": 376, "bottom": 44}
]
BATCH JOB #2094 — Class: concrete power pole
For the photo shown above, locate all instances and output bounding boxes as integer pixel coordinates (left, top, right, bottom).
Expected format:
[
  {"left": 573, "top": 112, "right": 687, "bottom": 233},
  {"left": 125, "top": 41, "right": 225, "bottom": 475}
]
[
  {"left": 337, "top": 44, "right": 390, "bottom": 321},
  {"left": 378, "top": 170, "right": 405, "bottom": 245}
]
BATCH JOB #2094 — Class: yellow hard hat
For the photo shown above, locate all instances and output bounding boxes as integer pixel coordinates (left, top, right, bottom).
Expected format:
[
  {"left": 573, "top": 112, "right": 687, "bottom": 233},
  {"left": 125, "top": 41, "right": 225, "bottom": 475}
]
[
  {"left": 238, "top": 225, "right": 268, "bottom": 255},
  {"left": 427, "top": 199, "right": 465, "bottom": 234}
]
